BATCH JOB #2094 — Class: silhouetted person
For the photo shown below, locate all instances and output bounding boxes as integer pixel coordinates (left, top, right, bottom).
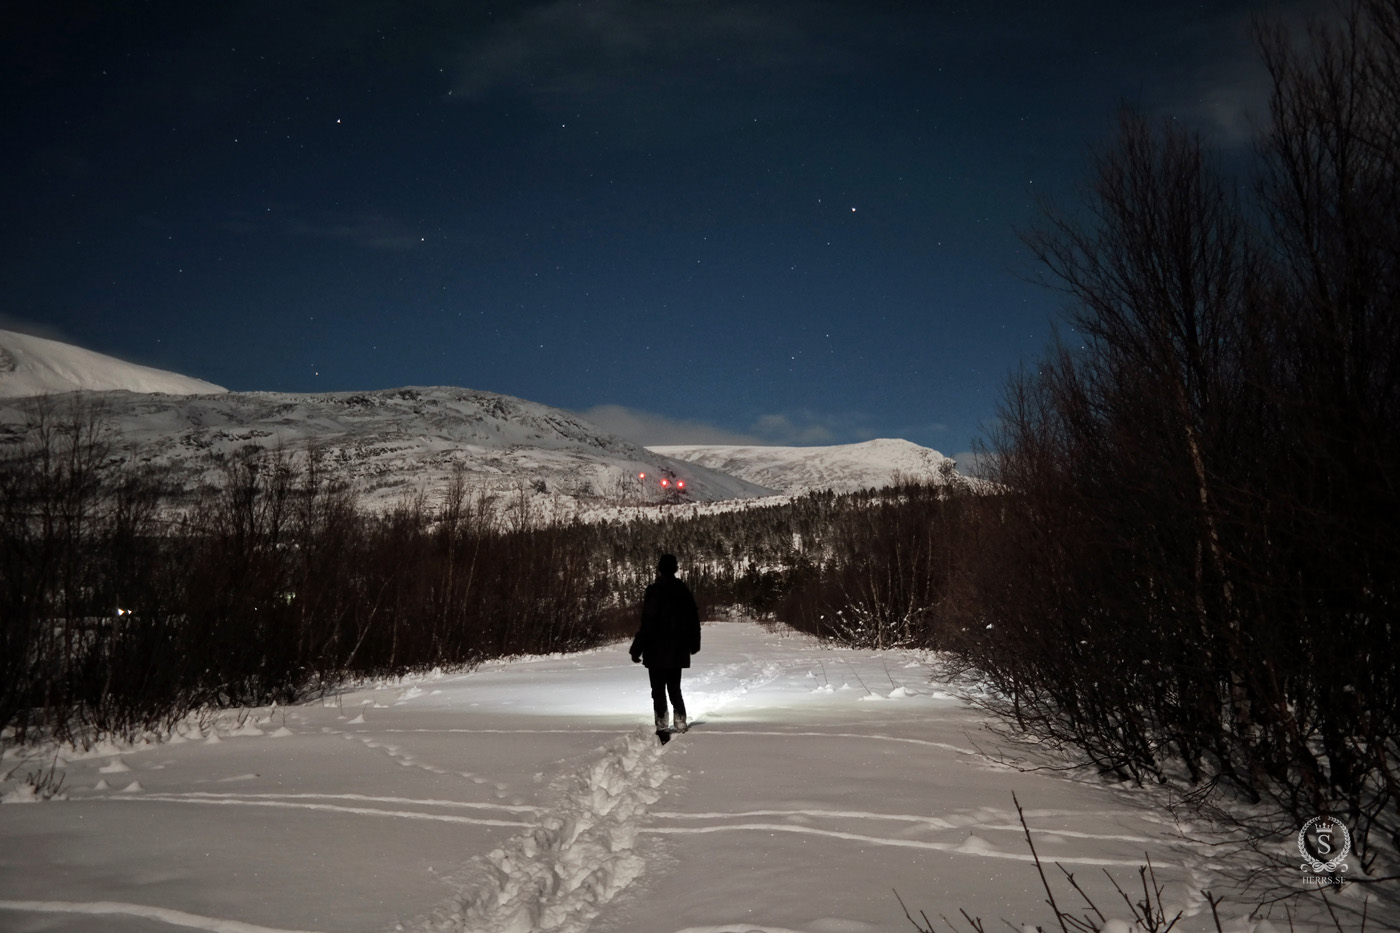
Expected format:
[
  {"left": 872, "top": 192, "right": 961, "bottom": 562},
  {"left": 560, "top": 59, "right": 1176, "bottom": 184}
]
[{"left": 630, "top": 553, "right": 701, "bottom": 737}]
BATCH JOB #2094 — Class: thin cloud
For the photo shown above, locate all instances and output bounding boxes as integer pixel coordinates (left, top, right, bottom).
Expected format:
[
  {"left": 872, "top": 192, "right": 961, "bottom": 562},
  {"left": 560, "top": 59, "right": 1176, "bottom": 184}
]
[
  {"left": 576, "top": 404, "right": 764, "bottom": 446},
  {"left": 751, "top": 413, "right": 836, "bottom": 446},
  {"left": 286, "top": 211, "right": 425, "bottom": 252},
  {"left": 950, "top": 449, "right": 995, "bottom": 479},
  {"left": 222, "top": 207, "right": 425, "bottom": 252},
  {"left": 449, "top": 0, "right": 856, "bottom": 103},
  {"left": 1185, "top": 57, "right": 1273, "bottom": 146},
  {"left": 1165, "top": 0, "right": 1338, "bottom": 147},
  {"left": 578, "top": 403, "right": 874, "bottom": 447}
]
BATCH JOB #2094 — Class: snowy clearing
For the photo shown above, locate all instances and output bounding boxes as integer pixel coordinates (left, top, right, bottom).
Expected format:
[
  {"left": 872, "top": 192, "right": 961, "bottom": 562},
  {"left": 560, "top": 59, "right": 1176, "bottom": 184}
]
[{"left": 0, "top": 622, "right": 1377, "bottom": 933}]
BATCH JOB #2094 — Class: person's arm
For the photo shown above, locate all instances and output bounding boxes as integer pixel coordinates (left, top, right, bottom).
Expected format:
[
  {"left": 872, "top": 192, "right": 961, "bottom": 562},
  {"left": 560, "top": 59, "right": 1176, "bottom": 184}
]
[
  {"left": 686, "top": 586, "right": 701, "bottom": 654},
  {"left": 631, "top": 587, "right": 656, "bottom": 662}
]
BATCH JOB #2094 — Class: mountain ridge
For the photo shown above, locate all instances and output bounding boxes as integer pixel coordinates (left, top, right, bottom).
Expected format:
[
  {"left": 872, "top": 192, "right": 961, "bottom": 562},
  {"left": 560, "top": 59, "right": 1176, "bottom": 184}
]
[
  {"left": 0, "top": 330, "right": 963, "bottom": 511},
  {"left": 0, "top": 329, "right": 226, "bottom": 397},
  {"left": 0, "top": 385, "right": 774, "bottom": 510},
  {"left": 649, "top": 438, "right": 960, "bottom": 495}
]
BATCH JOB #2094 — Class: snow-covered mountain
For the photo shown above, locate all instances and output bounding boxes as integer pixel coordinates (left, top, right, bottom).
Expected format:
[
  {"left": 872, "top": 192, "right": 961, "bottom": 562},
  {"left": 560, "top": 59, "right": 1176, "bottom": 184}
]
[
  {"left": 649, "top": 438, "right": 960, "bottom": 495},
  {"left": 0, "top": 329, "right": 226, "bottom": 397},
  {"left": 0, "top": 331, "right": 967, "bottom": 513},
  {"left": 0, "top": 331, "right": 771, "bottom": 511},
  {"left": 0, "top": 385, "right": 774, "bottom": 511}
]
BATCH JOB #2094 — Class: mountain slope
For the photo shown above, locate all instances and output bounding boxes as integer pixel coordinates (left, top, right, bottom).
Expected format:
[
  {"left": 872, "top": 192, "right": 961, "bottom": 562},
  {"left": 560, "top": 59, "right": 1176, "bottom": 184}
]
[
  {"left": 0, "top": 385, "right": 774, "bottom": 510},
  {"left": 649, "top": 438, "right": 959, "bottom": 495},
  {"left": 0, "top": 331, "right": 970, "bottom": 511},
  {"left": 0, "top": 329, "right": 226, "bottom": 397}
]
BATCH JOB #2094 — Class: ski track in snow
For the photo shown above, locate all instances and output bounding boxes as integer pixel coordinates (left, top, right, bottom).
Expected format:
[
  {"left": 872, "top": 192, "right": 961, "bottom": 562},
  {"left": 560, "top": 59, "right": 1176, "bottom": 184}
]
[
  {"left": 103, "top": 792, "right": 534, "bottom": 827},
  {"left": 668, "top": 928, "right": 813, "bottom": 933},
  {"left": 0, "top": 898, "right": 325, "bottom": 933},
  {"left": 703, "top": 728, "right": 979, "bottom": 755},
  {"left": 345, "top": 731, "right": 517, "bottom": 794},
  {"left": 641, "top": 821, "right": 1145, "bottom": 864},
  {"left": 650, "top": 807, "right": 1156, "bottom": 843}
]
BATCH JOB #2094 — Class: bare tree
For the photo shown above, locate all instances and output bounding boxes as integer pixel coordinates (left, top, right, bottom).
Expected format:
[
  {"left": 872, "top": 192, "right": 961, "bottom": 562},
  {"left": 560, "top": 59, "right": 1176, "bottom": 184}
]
[{"left": 972, "top": 0, "right": 1400, "bottom": 882}]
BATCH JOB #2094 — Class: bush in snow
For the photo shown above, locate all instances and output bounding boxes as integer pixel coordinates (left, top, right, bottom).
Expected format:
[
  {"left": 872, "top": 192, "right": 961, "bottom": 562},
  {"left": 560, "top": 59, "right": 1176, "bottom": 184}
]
[{"left": 962, "top": 0, "right": 1400, "bottom": 889}]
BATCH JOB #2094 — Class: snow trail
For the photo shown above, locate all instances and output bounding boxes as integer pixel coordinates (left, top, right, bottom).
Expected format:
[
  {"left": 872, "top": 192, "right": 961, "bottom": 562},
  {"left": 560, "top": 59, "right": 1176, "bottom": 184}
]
[
  {"left": 418, "top": 726, "right": 671, "bottom": 933},
  {"left": 650, "top": 807, "right": 1156, "bottom": 843},
  {"left": 127, "top": 790, "right": 539, "bottom": 814},
  {"left": 642, "top": 821, "right": 1145, "bottom": 863},
  {"left": 704, "top": 728, "right": 978, "bottom": 754},
  {"left": 3, "top": 622, "right": 1375, "bottom": 933},
  {"left": 106, "top": 793, "right": 534, "bottom": 827},
  {"left": 0, "top": 899, "right": 324, "bottom": 933}
]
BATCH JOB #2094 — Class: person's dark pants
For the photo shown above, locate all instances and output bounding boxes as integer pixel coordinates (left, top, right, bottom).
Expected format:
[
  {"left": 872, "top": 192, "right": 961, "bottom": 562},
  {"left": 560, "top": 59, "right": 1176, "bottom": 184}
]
[{"left": 648, "top": 667, "right": 686, "bottom": 723}]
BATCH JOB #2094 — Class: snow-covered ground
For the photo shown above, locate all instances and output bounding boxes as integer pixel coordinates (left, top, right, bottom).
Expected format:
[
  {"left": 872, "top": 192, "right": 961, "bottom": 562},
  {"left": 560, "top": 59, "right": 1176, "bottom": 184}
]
[{"left": 0, "top": 622, "right": 1375, "bottom": 933}]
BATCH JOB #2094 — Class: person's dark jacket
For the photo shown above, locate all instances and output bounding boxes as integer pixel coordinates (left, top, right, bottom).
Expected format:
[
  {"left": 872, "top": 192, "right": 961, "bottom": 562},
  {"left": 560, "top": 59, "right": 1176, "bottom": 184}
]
[{"left": 630, "top": 575, "right": 701, "bottom": 669}]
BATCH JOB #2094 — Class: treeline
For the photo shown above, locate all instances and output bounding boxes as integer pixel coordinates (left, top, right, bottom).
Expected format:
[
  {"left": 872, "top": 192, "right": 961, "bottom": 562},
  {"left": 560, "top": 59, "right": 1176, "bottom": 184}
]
[
  {"left": 0, "top": 395, "right": 979, "bottom": 748},
  {"left": 959, "top": 0, "right": 1400, "bottom": 875},
  {"left": 0, "top": 399, "right": 618, "bottom": 745},
  {"left": 592, "top": 479, "right": 986, "bottom": 648}
]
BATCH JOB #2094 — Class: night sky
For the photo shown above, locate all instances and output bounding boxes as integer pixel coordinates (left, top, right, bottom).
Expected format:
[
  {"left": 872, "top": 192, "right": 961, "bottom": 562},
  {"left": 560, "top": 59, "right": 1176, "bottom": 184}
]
[{"left": 2, "top": 1, "right": 1293, "bottom": 464}]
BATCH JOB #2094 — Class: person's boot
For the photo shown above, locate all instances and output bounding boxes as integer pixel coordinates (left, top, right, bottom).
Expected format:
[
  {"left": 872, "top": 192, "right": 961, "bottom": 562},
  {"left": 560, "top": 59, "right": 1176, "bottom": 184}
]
[
  {"left": 674, "top": 713, "right": 688, "bottom": 733},
  {"left": 655, "top": 713, "right": 669, "bottom": 733}
]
